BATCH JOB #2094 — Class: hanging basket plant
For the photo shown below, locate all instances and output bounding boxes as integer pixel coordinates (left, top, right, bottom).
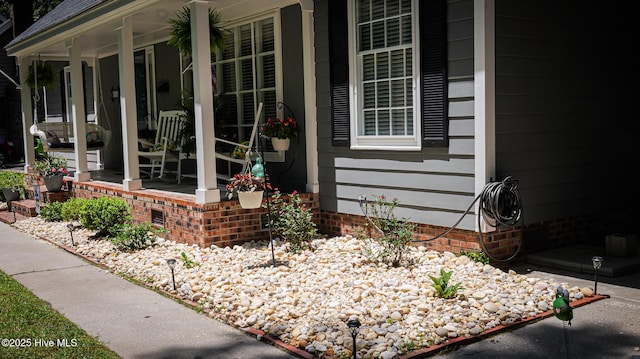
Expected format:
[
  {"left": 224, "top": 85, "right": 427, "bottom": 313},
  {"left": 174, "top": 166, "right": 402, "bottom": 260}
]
[
  {"left": 167, "top": 6, "right": 228, "bottom": 57},
  {"left": 25, "top": 61, "right": 57, "bottom": 89}
]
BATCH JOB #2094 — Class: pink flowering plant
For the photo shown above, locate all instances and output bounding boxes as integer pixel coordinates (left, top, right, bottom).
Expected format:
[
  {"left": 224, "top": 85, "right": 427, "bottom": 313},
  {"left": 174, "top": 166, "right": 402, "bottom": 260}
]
[
  {"left": 225, "top": 173, "right": 269, "bottom": 199},
  {"left": 33, "top": 156, "right": 69, "bottom": 177},
  {"left": 261, "top": 117, "right": 298, "bottom": 139}
]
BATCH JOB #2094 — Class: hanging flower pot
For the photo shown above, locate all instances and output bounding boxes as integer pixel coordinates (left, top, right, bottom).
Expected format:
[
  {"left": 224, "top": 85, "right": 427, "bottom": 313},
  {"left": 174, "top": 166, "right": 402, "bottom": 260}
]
[
  {"left": 271, "top": 137, "right": 290, "bottom": 151},
  {"left": 43, "top": 175, "right": 65, "bottom": 192},
  {"left": 237, "top": 190, "right": 264, "bottom": 209}
]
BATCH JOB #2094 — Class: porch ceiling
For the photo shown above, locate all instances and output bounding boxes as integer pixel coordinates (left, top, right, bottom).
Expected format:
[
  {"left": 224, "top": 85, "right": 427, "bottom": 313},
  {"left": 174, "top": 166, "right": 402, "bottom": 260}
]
[{"left": 6, "top": 0, "right": 304, "bottom": 60}]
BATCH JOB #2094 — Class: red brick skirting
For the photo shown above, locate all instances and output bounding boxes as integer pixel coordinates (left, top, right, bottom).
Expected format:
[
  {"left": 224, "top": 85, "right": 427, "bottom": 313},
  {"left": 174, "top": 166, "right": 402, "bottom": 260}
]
[{"left": 70, "top": 180, "right": 319, "bottom": 248}]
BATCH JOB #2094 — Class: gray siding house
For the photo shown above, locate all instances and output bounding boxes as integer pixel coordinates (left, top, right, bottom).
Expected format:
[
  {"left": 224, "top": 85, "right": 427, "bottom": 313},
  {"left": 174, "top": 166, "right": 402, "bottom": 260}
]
[{"left": 5, "top": 0, "right": 638, "bottom": 257}]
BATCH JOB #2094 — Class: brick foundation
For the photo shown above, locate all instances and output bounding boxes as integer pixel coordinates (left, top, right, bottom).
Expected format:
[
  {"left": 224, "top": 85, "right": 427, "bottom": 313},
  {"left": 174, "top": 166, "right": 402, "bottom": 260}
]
[{"left": 70, "top": 180, "right": 319, "bottom": 248}]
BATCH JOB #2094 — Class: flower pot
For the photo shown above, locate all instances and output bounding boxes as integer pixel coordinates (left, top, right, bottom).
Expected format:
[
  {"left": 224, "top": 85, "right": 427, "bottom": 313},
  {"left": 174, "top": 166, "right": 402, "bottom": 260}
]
[
  {"left": 2, "top": 188, "right": 20, "bottom": 202},
  {"left": 271, "top": 138, "right": 290, "bottom": 151},
  {"left": 43, "top": 175, "right": 65, "bottom": 192},
  {"left": 238, "top": 190, "right": 264, "bottom": 209}
]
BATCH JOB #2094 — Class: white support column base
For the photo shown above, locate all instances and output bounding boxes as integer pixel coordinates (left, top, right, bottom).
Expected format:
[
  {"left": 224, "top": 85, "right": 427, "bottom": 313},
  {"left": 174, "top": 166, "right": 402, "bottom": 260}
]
[
  {"left": 196, "top": 189, "right": 221, "bottom": 204},
  {"left": 123, "top": 179, "right": 143, "bottom": 191},
  {"left": 74, "top": 172, "right": 91, "bottom": 183}
]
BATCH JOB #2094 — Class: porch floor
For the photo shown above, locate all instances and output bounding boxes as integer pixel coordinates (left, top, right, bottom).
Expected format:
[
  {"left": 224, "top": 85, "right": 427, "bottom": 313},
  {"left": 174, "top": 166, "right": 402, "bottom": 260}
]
[{"left": 86, "top": 169, "right": 227, "bottom": 196}]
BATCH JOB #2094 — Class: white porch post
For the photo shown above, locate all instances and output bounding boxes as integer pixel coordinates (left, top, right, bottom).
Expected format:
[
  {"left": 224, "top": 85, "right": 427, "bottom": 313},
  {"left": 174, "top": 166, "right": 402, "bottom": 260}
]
[
  {"left": 117, "top": 16, "right": 142, "bottom": 191},
  {"left": 474, "top": 0, "right": 496, "bottom": 232},
  {"left": 190, "top": 0, "right": 220, "bottom": 204},
  {"left": 18, "top": 56, "right": 35, "bottom": 173},
  {"left": 301, "top": 5, "right": 319, "bottom": 194},
  {"left": 68, "top": 38, "right": 91, "bottom": 182}
]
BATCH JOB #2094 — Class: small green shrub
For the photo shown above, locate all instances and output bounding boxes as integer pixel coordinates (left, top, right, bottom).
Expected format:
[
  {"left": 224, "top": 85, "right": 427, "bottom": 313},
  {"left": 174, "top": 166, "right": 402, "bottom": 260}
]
[
  {"left": 80, "top": 196, "right": 131, "bottom": 237},
  {"left": 459, "top": 249, "right": 489, "bottom": 264},
  {"left": 180, "top": 251, "right": 198, "bottom": 268},
  {"left": 0, "top": 170, "right": 28, "bottom": 198},
  {"left": 61, "top": 197, "right": 90, "bottom": 221},
  {"left": 39, "top": 201, "right": 64, "bottom": 222},
  {"left": 109, "top": 222, "right": 159, "bottom": 251},
  {"left": 268, "top": 190, "right": 317, "bottom": 253},
  {"left": 429, "top": 268, "right": 463, "bottom": 299},
  {"left": 358, "top": 195, "right": 415, "bottom": 267}
]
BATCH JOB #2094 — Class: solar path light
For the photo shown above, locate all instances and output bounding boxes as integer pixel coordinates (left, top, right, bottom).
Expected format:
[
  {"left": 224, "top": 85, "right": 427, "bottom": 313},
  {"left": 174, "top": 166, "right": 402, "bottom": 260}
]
[
  {"left": 592, "top": 256, "right": 603, "bottom": 295},
  {"left": 347, "top": 318, "right": 361, "bottom": 359},
  {"left": 167, "top": 258, "right": 177, "bottom": 290}
]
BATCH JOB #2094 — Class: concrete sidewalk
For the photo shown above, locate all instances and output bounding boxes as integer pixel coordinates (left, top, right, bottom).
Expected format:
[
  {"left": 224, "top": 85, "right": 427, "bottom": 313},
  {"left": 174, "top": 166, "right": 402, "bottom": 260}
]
[{"left": 0, "top": 222, "right": 297, "bottom": 359}]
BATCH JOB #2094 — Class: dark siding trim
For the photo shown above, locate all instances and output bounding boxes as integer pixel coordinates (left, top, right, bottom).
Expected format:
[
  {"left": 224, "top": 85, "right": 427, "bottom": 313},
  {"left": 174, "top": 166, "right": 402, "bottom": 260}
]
[
  {"left": 421, "top": 0, "right": 449, "bottom": 147},
  {"left": 329, "top": 0, "right": 350, "bottom": 147}
]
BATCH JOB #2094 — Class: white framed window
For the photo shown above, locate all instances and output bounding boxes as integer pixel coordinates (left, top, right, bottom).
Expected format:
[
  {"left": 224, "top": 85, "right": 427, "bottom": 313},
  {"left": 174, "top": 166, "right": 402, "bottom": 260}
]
[
  {"left": 213, "top": 12, "right": 283, "bottom": 160},
  {"left": 349, "top": 0, "right": 420, "bottom": 150}
]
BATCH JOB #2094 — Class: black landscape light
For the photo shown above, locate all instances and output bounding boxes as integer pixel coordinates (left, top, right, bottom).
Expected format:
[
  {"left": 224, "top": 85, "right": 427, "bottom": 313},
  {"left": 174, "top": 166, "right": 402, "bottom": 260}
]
[
  {"left": 12, "top": 206, "right": 16, "bottom": 223},
  {"left": 347, "top": 318, "right": 361, "bottom": 359},
  {"left": 167, "top": 258, "right": 177, "bottom": 291},
  {"left": 67, "top": 223, "right": 75, "bottom": 246},
  {"left": 592, "top": 256, "right": 603, "bottom": 295}
]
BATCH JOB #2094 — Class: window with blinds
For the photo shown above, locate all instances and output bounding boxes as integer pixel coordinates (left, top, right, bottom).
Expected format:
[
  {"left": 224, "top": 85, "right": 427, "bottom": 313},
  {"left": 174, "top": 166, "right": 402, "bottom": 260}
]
[
  {"left": 213, "top": 17, "right": 278, "bottom": 144},
  {"left": 351, "top": 0, "right": 420, "bottom": 149}
]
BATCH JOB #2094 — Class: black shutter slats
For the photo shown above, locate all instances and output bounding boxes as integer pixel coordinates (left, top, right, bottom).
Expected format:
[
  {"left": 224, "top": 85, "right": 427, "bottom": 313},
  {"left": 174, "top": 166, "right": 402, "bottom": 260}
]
[
  {"left": 329, "top": 0, "right": 350, "bottom": 147},
  {"left": 421, "top": 0, "right": 448, "bottom": 147}
]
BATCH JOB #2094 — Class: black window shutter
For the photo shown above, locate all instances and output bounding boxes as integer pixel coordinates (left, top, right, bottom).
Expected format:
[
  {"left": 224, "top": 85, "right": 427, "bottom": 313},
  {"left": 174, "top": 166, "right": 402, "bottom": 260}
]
[
  {"left": 421, "top": 0, "right": 448, "bottom": 147},
  {"left": 329, "top": 0, "right": 350, "bottom": 147}
]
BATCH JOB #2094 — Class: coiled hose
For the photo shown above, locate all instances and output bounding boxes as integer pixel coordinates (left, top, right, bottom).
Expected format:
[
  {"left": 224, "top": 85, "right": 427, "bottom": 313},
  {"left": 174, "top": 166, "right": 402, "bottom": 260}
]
[{"left": 360, "top": 176, "right": 523, "bottom": 262}]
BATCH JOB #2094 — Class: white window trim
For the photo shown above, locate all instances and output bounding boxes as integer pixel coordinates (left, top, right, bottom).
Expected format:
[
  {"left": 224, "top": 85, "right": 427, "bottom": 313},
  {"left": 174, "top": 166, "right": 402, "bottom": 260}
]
[
  {"left": 347, "top": 0, "right": 421, "bottom": 151},
  {"left": 215, "top": 9, "right": 285, "bottom": 161}
]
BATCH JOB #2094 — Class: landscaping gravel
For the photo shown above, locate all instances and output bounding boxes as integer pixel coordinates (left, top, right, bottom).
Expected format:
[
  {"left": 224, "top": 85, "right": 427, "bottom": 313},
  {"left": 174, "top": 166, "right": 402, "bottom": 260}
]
[{"left": 12, "top": 217, "right": 592, "bottom": 358}]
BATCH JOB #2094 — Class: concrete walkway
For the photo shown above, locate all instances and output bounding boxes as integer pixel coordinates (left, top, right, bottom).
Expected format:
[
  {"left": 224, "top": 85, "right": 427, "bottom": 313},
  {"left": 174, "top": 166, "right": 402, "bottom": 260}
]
[{"left": 0, "top": 222, "right": 297, "bottom": 359}]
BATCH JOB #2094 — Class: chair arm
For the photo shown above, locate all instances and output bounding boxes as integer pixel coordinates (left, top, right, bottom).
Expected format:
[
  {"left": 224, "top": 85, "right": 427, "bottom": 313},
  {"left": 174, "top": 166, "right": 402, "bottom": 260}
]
[{"left": 138, "top": 138, "right": 154, "bottom": 149}]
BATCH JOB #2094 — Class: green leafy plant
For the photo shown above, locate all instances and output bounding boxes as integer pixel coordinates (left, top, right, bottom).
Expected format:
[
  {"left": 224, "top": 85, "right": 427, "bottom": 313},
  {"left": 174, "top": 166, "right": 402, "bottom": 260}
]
[
  {"left": 268, "top": 190, "right": 317, "bottom": 253},
  {"left": 61, "top": 197, "right": 90, "bottom": 221},
  {"left": 25, "top": 60, "right": 57, "bottom": 89},
  {"left": 80, "top": 196, "right": 131, "bottom": 238},
  {"left": 429, "top": 268, "right": 463, "bottom": 299},
  {"left": 358, "top": 195, "right": 415, "bottom": 267},
  {"left": 109, "top": 222, "right": 160, "bottom": 252},
  {"left": 0, "top": 170, "right": 28, "bottom": 198},
  {"left": 39, "top": 201, "right": 64, "bottom": 222},
  {"left": 460, "top": 249, "right": 489, "bottom": 264},
  {"left": 167, "top": 6, "right": 228, "bottom": 57},
  {"left": 180, "top": 251, "right": 198, "bottom": 268}
]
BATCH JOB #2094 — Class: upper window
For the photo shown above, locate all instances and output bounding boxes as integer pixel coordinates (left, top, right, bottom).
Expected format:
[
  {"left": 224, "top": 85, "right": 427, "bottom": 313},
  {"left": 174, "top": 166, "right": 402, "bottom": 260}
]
[
  {"left": 349, "top": 0, "right": 420, "bottom": 150},
  {"left": 213, "top": 14, "right": 280, "bottom": 148}
]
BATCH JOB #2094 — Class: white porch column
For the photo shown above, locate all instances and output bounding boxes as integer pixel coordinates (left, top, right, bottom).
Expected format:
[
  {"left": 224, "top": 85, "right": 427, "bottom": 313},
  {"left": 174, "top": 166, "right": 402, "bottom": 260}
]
[
  {"left": 18, "top": 56, "right": 35, "bottom": 173},
  {"left": 301, "top": 6, "right": 319, "bottom": 193},
  {"left": 474, "top": 0, "right": 496, "bottom": 232},
  {"left": 68, "top": 38, "right": 91, "bottom": 182},
  {"left": 190, "top": 0, "right": 220, "bottom": 204},
  {"left": 117, "top": 16, "right": 142, "bottom": 191}
]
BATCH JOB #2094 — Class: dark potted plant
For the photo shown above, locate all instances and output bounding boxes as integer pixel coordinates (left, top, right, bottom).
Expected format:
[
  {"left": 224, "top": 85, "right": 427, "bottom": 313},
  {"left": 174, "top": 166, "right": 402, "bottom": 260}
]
[
  {"left": 167, "top": 5, "right": 228, "bottom": 58},
  {"left": 25, "top": 60, "right": 57, "bottom": 89},
  {"left": 0, "top": 170, "right": 28, "bottom": 202}
]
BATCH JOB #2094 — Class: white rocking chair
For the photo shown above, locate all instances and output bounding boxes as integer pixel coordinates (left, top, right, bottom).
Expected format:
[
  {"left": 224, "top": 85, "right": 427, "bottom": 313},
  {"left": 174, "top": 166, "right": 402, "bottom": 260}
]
[{"left": 138, "top": 110, "right": 186, "bottom": 179}]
